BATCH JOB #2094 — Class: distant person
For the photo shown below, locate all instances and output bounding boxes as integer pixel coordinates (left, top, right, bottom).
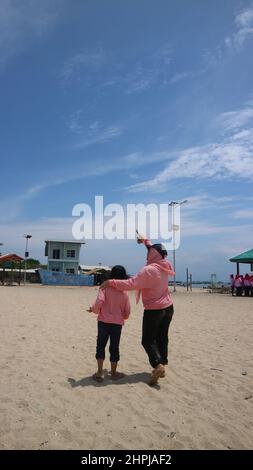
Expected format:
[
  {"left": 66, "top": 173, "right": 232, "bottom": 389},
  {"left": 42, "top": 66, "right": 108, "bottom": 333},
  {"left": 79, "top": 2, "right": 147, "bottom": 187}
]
[
  {"left": 100, "top": 235, "right": 175, "bottom": 386},
  {"left": 87, "top": 265, "right": 130, "bottom": 382},
  {"left": 250, "top": 275, "right": 253, "bottom": 297},
  {"left": 235, "top": 274, "right": 243, "bottom": 297},
  {"left": 241, "top": 275, "right": 245, "bottom": 296},
  {"left": 230, "top": 274, "right": 235, "bottom": 296},
  {"left": 244, "top": 274, "right": 251, "bottom": 297}
]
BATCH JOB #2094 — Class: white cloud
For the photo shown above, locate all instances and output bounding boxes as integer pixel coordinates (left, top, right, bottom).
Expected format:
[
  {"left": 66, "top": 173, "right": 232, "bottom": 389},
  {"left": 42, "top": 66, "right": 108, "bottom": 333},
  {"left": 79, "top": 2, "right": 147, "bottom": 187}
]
[
  {"left": 61, "top": 46, "right": 106, "bottom": 85},
  {"left": 232, "top": 209, "right": 253, "bottom": 219},
  {"left": 236, "top": 7, "right": 253, "bottom": 27},
  {"left": 68, "top": 109, "right": 84, "bottom": 133},
  {"left": 127, "top": 142, "right": 253, "bottom": 192},
  {"left": 125, "top": 65, "right": 157, "bottom": 93},
  {"left": 218, "top": 108, "right": 253, "bottom": 131},
  {"left": 182, "top": 221, "right": 253, "bottom": 237},
  {"left": 124, "top": 48, "right": 173, "bottom": 93},
  {"left": 127, "top": 104, "right": 253, "bottom": 193},
  {"left": 68, "top": 110, "right": 124, "bottom": 148},
  {"left": 0, "top": 0, "right": 59, "bottom": 69},
  {"left": 0, "top": 149, "right": 172, "bottom": 221},
  {"left": 232, "top": 128, "right": 253, "bottom": 142},
  {"left": 204, "top": 5, "right": 253, "bottom": 68},
  {"left": 73, "top": 124, "right": 123, "bottom": 149},
  {"left": 170, "top": 71, "right": 193, "bottom": 84},
  {"left": 226, "top": 5, "right": 253, "bottom": 50},
  {"left": 100, "top": 44, "right": 173, "bottom": 94}
]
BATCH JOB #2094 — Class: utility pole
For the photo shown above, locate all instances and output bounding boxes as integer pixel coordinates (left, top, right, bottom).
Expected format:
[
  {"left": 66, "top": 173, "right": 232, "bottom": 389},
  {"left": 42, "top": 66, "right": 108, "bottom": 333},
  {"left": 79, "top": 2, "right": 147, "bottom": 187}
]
[
  {"left": 169, "top": 200, "right": 188, "bottom": 292},
  {"left": 23, "top": 234, "right": 32, "bottom": 285}
]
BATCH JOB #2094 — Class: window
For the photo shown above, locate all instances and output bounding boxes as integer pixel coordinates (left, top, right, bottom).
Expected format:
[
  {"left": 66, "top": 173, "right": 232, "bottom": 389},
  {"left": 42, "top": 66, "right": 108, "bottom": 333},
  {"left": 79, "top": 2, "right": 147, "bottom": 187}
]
[
  {"left": 53, "top": 249, "right": 60, "bottom": 259},
  {"left": 52, "top": 268, "right": 59, "bottom": 272},
  {"left": 66, "top": 268, "right": 75, "bottom": 274},
  {"left": 67, "top": 250, "right": 75, "bottom": 258}
]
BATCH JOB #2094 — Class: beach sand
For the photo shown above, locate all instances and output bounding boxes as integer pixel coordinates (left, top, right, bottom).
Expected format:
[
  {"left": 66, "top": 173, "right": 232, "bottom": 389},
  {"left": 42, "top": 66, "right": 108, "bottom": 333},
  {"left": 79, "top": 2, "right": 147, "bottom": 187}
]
[{"left": 0, "top": 284, "right": 252, "bottom": 450}]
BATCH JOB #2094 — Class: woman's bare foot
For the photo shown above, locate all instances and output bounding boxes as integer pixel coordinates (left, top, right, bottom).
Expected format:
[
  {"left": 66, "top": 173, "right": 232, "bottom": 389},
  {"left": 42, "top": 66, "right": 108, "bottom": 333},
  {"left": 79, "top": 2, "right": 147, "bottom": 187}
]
[
  {"left": 160, "top": 369, "right": 166, "bottom": 378},
  {"left": 92, "top": 372, "right": 104, "bottom": 383},
  {"left": 148, "top": 364, "right": 165, "bottom": 386},
  {"left": 110, "top": 372, "right": 125, "bottom": 381}
]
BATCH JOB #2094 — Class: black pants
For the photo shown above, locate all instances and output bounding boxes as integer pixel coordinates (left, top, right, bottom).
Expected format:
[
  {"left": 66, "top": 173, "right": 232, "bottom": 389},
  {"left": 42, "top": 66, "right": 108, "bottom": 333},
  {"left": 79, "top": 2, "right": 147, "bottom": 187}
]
[
  {"left": 244, "top": 287, "right": 250, "bottom": 297},
  {"left": 142, "top": 305, "right": 174, "bottom": 369},
  {"left": 236, "top": 287, "right": 243, "bottom": 296},
  {"left": 96, "top": 321, "right": 122, "bottom": 363}
]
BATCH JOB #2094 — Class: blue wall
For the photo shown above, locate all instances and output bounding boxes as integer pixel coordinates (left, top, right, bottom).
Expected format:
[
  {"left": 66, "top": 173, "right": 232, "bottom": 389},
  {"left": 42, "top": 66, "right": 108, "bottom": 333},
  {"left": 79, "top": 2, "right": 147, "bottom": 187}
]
[{"left": 39, "top": 269, "right": 94, "bottom": 286}]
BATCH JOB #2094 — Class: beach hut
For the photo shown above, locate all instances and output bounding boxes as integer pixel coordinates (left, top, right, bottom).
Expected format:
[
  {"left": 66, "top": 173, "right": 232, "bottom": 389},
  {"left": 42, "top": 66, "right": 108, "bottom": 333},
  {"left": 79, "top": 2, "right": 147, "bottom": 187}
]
[
  {"left": 45, "top": 240, "right": 85, "bottom": 274},
  {"left": 229, "top": 249, "right": 253, "bottom": 275},
  {"left": 0, "top": 253, "right": 24, "bottom": 285},
  {"left": 80, "top": 264, "right": 111, "bottom": 285}
]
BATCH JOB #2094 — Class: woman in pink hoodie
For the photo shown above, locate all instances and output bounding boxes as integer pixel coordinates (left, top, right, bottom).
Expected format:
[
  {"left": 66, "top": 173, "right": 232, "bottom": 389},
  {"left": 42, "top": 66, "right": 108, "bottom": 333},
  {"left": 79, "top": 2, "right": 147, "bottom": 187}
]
[
  {"left": 88, "top": 265, "right": 130, "bottom": 383},
  {"left": 101, "top": 237, "right": 175, "bottom": 386}
]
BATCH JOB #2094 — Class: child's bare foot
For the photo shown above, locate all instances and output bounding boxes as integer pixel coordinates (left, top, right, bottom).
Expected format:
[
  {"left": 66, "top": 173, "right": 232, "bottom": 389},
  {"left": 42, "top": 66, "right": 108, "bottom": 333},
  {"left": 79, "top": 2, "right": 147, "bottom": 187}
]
[
  {"left": 92, "top": 372, "right": 104, "bottom": 383},
  {"left": 148, "top": 364, "right": 165, "bottom": 386},
  {"left": 110, "top": 372, "right": 125, "bottom": 381}
]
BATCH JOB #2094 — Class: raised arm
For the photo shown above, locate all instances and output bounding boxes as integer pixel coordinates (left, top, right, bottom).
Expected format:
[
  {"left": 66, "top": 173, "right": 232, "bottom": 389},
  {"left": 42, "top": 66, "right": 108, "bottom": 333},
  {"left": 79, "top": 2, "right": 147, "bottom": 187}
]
[
  {"left": 106, "top": 268, "right": 150, "bottom": 292},
  {"left": 137, "top": 233, "right": 152, "bottom": 249}
]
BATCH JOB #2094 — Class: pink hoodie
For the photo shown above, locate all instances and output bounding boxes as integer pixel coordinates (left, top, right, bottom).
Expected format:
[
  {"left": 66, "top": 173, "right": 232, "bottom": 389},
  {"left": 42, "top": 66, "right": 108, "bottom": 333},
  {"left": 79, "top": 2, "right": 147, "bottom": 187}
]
[
  {"left": 91, "top": 287, "right": 130, "bottom": 325},
  {"left": 108, "top": 240, "right": 175, "bottom": 310}
]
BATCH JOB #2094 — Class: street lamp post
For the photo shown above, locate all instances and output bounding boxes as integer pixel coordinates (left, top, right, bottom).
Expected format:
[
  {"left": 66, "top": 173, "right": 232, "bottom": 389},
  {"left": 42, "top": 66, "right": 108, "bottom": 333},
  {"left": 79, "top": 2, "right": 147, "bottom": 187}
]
[
  {"left": 169, "top": 200, "right": 188, "bottom": 292},
  {"left": 0, "top": 242, "right": 3, "bottom": 256},
  {"left": 23, "top": 234, "right": 32, "bottom": 285}
]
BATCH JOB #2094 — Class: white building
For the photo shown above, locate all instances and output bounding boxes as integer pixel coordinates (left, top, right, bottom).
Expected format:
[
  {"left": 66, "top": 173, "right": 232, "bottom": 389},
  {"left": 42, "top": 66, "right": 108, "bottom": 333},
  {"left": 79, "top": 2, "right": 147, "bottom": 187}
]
[{"left": 45, "top": 240, "right": 85, "bottom": 275}]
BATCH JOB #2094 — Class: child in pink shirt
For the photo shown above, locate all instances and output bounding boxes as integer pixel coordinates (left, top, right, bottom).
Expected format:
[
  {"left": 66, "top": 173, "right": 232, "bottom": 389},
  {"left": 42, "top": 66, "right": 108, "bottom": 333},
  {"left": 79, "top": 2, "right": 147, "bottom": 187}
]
[{"left": 88, "top": 265, "right": 130, "bottom": 382}]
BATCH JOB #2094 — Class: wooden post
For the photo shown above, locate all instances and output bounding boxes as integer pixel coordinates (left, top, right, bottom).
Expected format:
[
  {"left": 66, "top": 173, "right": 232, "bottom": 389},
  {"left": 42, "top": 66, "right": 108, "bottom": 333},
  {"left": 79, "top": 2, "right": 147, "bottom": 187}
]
[
  {"left": 19, "top": 261, "right": 21, "bottom": 286},
  {"left": 190, "top": 273, "right": 192, "bottom": 291},
  {"left": 186, "top": 268, "right": 189, "bottom": 291}
]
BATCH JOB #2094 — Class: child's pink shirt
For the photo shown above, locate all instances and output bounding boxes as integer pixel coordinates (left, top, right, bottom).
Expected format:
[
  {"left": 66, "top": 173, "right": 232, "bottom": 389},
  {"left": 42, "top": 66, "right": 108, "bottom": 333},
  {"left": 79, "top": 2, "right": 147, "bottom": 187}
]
[{"left": 91, "top": 287, "right": 130, "bottom": 325}]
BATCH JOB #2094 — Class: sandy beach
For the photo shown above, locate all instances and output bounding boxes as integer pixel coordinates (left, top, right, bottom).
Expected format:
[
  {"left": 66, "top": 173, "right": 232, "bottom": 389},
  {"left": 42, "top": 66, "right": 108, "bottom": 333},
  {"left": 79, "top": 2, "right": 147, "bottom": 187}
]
[{"left": 0, "top": 284, "right": 252, "bottom": 450}]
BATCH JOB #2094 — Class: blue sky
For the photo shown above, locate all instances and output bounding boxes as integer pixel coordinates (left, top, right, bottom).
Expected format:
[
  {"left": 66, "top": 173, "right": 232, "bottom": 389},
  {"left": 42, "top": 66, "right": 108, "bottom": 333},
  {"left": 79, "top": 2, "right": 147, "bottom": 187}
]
[{"left": 1, "top": 0, "right": 253, "bottom": 281}]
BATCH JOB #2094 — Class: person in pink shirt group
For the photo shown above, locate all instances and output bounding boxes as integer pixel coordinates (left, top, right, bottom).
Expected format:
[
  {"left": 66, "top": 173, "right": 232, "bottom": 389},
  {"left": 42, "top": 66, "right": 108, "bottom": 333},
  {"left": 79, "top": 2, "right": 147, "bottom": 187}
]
[
  {"left": 101, "top": 235, "right": 175, "bottom": 386},
  {"left": 234, "top": 274, "right": 243, "bottom": 296},
  {"left": 243, "top": 274, "right": 251, "bottom": 297},
  {"left": 88, "top": 265, "right": 130, "bottom": 383},
  {"left": 233, "top": 273, "right": 253, "bottom": 297},
  {"left": 230, "top": 274, "right": 235, "bottom": 296}
]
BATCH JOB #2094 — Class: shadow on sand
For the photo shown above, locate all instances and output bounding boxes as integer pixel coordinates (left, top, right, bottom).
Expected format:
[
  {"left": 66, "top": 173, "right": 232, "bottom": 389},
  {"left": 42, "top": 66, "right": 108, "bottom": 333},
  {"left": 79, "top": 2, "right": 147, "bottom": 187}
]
[{"left": 67, "top": 371, "right": 160, "bottom": 389}]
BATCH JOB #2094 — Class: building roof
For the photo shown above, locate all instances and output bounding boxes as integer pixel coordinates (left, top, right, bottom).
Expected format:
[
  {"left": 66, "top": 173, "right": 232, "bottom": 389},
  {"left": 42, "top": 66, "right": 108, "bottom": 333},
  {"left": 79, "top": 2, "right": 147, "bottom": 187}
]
[
  {"left": 0, "top": 253, "right": 24, "bottom": 263},
  {"left": 230, "top": 249, "right": 253, "bottom": 263},
  {"left": 0, "top": 268, "right": 36, "bottom": 273},
  {"left": 45, "top": 240, "right": 85, "bottom": 244},
  {"left": 80, "top": 264, "right": 111, "bottom": 272}
]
